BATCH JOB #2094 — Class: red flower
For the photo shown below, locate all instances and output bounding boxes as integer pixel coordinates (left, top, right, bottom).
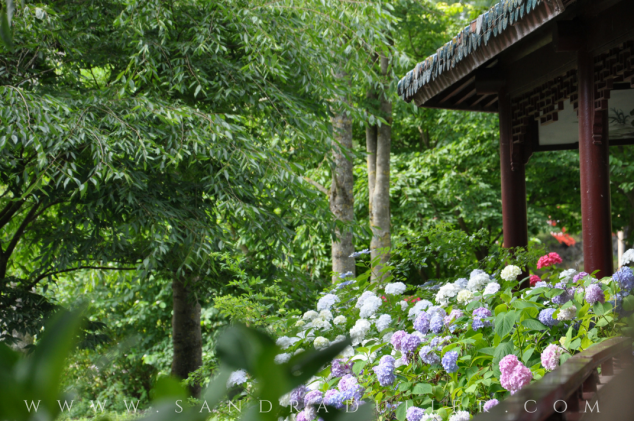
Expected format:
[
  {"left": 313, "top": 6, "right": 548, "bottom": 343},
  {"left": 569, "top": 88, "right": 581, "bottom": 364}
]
[
  {"left": 536, "top": 252, "right": 563, "bottom": 269},
  {"left": 381, "top": 295, "right": 387, "bottom": 302},
  {"left": 529, "top": 275, "right": 541, "bottom": 287}
]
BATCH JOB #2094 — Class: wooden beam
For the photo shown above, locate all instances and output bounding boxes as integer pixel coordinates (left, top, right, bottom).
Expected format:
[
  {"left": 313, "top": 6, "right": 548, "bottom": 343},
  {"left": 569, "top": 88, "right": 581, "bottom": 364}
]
[
  {"left": 454, "top": 88, "right": 477, "bottom": 105},
  {"left": 471, "top": 93, "right": 492, "bottom": 106},
  {"left": 439, "top": 77, "right": 475, "bottom": 103},
  {"left": 485, "top": 96, "right": 499, "bottom": 108}
]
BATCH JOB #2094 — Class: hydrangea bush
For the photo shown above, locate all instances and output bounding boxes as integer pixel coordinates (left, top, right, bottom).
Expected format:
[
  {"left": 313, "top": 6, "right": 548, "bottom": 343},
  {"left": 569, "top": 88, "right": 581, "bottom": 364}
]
[{"left": 233, "top": 250, "right": 634, "bottom": 421}]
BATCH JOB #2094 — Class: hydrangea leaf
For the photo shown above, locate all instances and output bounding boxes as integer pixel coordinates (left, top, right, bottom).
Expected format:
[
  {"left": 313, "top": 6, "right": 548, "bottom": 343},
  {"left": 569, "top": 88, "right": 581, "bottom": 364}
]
[
  {"left": 492, "top": 341, "right": 514, "bottom": 366},
  {"left": 521, "top": 319, "right": 546, "bottom": 331},
  {"left": 412, "top": 383, "right": 432, "bottom": 395}
]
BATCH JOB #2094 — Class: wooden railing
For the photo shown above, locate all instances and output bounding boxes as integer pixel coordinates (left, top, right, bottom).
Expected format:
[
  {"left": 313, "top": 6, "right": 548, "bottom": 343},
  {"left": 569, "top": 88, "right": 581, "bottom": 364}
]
[{"left": 473, "top": 337, "right": 633, "bottom": 421}]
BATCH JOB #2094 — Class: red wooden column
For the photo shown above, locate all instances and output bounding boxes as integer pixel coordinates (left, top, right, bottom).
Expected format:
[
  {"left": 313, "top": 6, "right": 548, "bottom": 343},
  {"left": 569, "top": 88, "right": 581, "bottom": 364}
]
[
  {"left": 498, "top": 88, "right": 528, "bottom": 251},
  {"left": 577, "top": 50, "right": 613, "bottom": 278}
]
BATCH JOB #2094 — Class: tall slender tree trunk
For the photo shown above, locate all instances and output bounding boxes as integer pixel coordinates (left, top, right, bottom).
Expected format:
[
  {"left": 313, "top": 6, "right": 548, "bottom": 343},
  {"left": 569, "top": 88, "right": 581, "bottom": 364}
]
[
  {"left": 330, "top": 74, "right": 355, "bottom": 282},
  {"left": 171, "top": 274, "right": 202, "bottom": 397},
  {"left": 367, "top": 55, "right": 392, "bottom": 281}
]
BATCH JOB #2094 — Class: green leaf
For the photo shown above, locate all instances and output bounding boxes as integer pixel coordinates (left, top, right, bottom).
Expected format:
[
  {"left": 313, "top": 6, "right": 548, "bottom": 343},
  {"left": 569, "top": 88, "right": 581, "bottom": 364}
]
[
  {"left": 521, "top": 318, "right": 547, "bottom": 331},
  {"left": 494, "top": 310, "right": 516, "bottom": 339},
  {"left": 623, "top": 296, "right": 634, "bottom": 312},
  {"left": 395, "top": 400, "right": 414, "bottom": 421},
  {"left": 352, "top": 361, "right": 366, "bottom": 376},
  {"left": 494, "top": 304, "right": 508, "bottom": 316},
  {"left": 522, "top": 347, "right": 534, "bottom": 364},
  {"left": 478, "top": 347, "right": 496, "bottom": 356},
  {"left": 493, "top": 341, "right": 514, "bottom": 366},
  {"left": 398, "top": 382, "right": 412, "bottom": 392},
  {"left": 593, "top": 302, "right": 605, "bottom": 316},
  {"left": 412, "top": 383, "right": 433, "bottom": 395}
]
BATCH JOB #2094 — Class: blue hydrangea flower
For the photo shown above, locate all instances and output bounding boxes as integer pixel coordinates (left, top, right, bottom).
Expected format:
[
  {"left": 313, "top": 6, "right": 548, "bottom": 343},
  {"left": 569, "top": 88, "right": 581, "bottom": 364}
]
[
  {"left": 324, "top": 389, "right": 344, "bottom": 409},
  {"left": 401, "top": 334, "right": 422, "bottom": 353},
  {"left": 538, "top": 308, "right": 559, "bottom": 327},
  {"left": 430, "top": 314, "right": 444, "bottom": 334},
  {"left": 419, "top": 345, "right": 440, "bottom": 365},
  {"left": 406, "top": 406, "right": 425, "bottom": 421},
  {"left": 442, "top": 351, "right": 459, "bottom": 373},
  {"left": 331, "top": 359, "right": 352, "bottom": 377},
  {"left": 413, "top": 312, "right": 430, "bottom": 334},
  {"left": 372, "top": 356, "right": 396, "bottom": 386},
  {"left": 614, "top": 267, "right": 634, "bottom": 291},
  {"left": 290, "top": 385, "right": 308, "bottom": 410}
]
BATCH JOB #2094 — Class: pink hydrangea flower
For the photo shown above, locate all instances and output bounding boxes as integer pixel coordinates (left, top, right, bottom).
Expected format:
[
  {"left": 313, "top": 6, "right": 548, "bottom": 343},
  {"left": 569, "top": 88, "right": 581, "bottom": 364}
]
[
  {"left": 529, "top": 275, "right": 541, "bottom": 287},
  {"left": 499, "top": 354, "right": 532, "bottom": 395},
  {"left": 536, "top": 252, "right": 563, "bottom": 269},
  {"left": 541, "top": 344, "right": 565, "bottom": 371}
]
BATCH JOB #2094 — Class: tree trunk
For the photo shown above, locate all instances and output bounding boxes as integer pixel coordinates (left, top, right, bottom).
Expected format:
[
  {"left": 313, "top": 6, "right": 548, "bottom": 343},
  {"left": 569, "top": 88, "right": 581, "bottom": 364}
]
[
  {"left": 330, "top": 77, "right": 355, "bottom": 283},
  {"left": 368, "top": 54, "right": 392, "bottom": 281},
  {"left": 171, "top": 275, "right": 202, "bottom": 397}
]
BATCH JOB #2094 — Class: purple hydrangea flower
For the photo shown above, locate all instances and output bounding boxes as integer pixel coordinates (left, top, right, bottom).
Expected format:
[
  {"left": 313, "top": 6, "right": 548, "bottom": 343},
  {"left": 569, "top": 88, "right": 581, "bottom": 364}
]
[
  {"left": 551, "top": 282, "right": 573, "bottom": 305},
  {"left": 430, "top": 314, "right": 444, "bottom": 334},
  {"left": 304, "top": 390, "right": 323, "bottom": 407},
  {"left": 585, "top": 284, "right": 605, "bottom": 304},
  {"left": 331, "top": 359, "right": 352, "bottom": 377},
  {"left": 401, "top": 334, "right": 421, "bottom": 353},
  {"left": 414, "top": 312, "right": 430, "bottom": 334},
  {"left": 323, "top": 389, "right": 344, "bottom": 408},
  {"left": 290, "top": 385, "right": 308, "bottom": 410},
  {"left": 614, "top": 267, "right": 634, "bottom": 291},
  {"left": 573, "top": 272, "right": 589, "bottom": 283},
  {"left": 419, "top": 345, "right": 440, "bottom": 365},
  {"left": 473, "top": 307, "right": 492, "bottom": 318},
  {"left": 483, "top": 399, "right": 499, "bottom": 412},
  {"left": 406, "top": 406, "right": 425, "bottom": 421},
  {"left": 538, "top": 308, "right": 559, "bottom": 327},
  {"left": 338, "top": 374, "right": 364, "bottom": 401},
  {"left": 296, "top": 407, "right": 315, "bottom": 421},
  {"left": 391, "top": 330, "right": 408, "bottom": 351},
  {"left": 442, "top": 351, "right": 459, "bottom": 373},
  {"left": 372, "top": 355, "right": 396, "bottom": 386}
]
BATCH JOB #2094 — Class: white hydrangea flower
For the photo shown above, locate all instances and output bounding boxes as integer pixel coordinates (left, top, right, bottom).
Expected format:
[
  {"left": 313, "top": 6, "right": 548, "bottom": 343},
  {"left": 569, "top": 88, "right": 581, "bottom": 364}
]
[
  {"left": 359, "top": 296, "right": 382, "bottom": 318},
  {"left": 319, "top": 310, "right": 333, "bottom": 321},
  {"left": 559, "top": 268, "right": 577, "bottom": 282},
  {"left": 534, "top": 281, "right": 548, "bottom": 288},
  {"left": 436, "top": 283, "right": 460, "bottom": 306},
  {"left": 295, "top": 320, "right": 306, "bottom": 328},
  {"left": 457, "top": 289, "right": 474, "bottom": 304},
  {"left": 454, "top": 278, "right": 468, "bottom": 289},
  {"left": 293, "top": 348, "right": 305, "bottom": 356},
  {"left": 313, "top": 336, "right": 330, "bottom": 350},
  {"left": 400, "top": 300, "right": 409, "bottom": 311},
  {"left": 356, "top": 291, "right": 377, "bottom": 308},
  {"left": 332, "top": 334, "right": 346, "bottom": 344},
  {"left": 556, "top": 307, "right": 577, "bottom": 321},
  {"left": 467, "top": 269, "right": 491, "bottom": 291},
  {"left": 449, "top": 411, "right": 471, "bottom": 421},
  {"left": 311, "top": 318, "right": 332, "bottom": 331},
  {"left": 227, "top": 369, "right": 248, "bottom": 387},
  {"left": 422, "top": 415, "right": 443, "bottom": 421},
  {"left": 375, "top": 314, "right": 392, "bottom": 332},
  {"left": 279, "top": 392, "right": 291, "bottom": 407},
  {"left": 395, "top": 357, "right": 408, "bottom": 367},
  {"left": 317, "top": 294, "right": 340, "bottom": 311},
  {"left": 276, "top": 336, "right": 292, "bottom": 350},
  {"left": 483, "top": 282, "right": 501, "bottom": 296},
  {"left": 426, "top": 305, "right": 446, "bottom": 319},
  {"left": 333, "top": 315, "right": 347, "bottom": 325},
  {"left": 501, "top": 265, "right": 522, "bottom": 281},
  {"left": 408, "top": 300, "right": 433, "bottom": 319},
  {"left": 274, "top": 353, "right": 291, "bottom": 364},
  {"left": 622, "top": 249, "right": 634, "bottom": 266},
  {"left": 350, "top": 319, "right": 371, "bottom": 345},
  {"left": 385, "top": 282, "right": 407, "bottom": 295},
  {"left": 303, "top": 310, "right": 319, "bottom": 321}
]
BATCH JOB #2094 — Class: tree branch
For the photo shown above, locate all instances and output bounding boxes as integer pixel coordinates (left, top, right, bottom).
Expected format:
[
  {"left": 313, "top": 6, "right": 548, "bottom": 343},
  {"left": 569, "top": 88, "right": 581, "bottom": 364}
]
[
  {"left": 30, "top": 265, "right": 138, "bottom": 287},
  {"left": 3, "top": 201, "right": 40, "bottom": 258},
  {"left": 303, "top": 176, "right": 329, "bottom": 196}
]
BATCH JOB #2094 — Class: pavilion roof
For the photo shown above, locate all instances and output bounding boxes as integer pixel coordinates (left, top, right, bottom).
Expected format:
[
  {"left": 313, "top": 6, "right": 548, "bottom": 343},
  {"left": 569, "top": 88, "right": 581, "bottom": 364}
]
[{"left": 397, "top": 0, "right": 573, "bottom": 110}]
